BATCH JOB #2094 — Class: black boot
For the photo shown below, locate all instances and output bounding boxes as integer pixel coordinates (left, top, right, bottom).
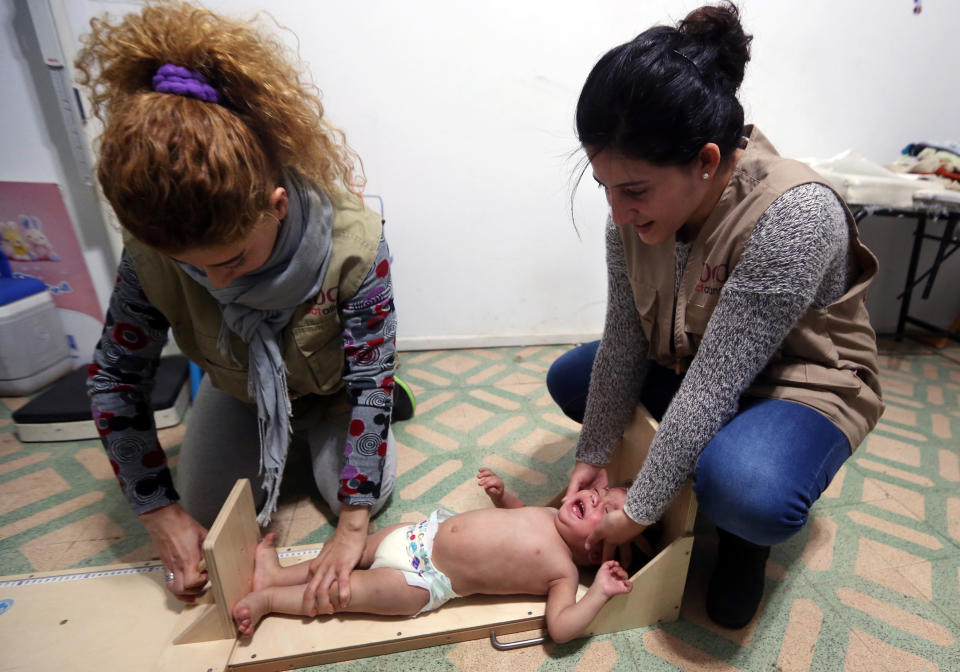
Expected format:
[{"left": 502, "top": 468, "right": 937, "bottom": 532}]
[
  {"left": 706, "top": 527, "right": 770, "bottom": 629},
  {"left": 391, "top": 376, "right": 416, "bottom": 422}
]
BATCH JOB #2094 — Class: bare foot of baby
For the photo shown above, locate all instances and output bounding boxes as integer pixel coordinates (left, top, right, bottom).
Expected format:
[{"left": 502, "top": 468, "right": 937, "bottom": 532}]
[
  {"left": 232, "top": 590, "right": 270, "bottom": 637},
  {"left": 252, "top": 532, "right": 283, "bottom": 592}
]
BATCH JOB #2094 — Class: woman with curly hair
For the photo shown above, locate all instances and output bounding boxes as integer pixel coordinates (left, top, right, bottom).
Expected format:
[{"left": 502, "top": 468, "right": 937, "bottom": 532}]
[
  {"left": 550, "top": 3, "right": 882, "bottom": 628},
  {"left": 79, "top": 1, "right": 407, "bottom": 614}
]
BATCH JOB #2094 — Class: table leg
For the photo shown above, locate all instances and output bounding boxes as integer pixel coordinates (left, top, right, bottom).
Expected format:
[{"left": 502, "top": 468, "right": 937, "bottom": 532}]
[
  {"left": 922, "top": 214, "right": 958, "bottom": 299},
  {"left": 896, "top": 213, "right": 926, "bottom": 341}
]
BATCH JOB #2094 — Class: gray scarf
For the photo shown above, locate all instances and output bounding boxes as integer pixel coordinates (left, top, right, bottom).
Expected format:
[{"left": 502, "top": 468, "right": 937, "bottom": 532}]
[{"left": 178, "top": 170, "right": 333, "bottom": 525}]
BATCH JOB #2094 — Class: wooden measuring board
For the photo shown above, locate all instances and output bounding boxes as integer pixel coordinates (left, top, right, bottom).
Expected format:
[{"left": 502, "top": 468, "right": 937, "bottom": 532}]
[
  {"left": 225, "top": 405, "right": 697, "bottom": 670},
  {"left": 228, "top": 492, "right": 695, "bottom": 671},
  {"left": 173, "top": 479, "right": 261, "bottom": 645},
  {"left": 231, "top": 584, "right": 547, "bottom": 669},
  {"left": 0, "top": 480, "right": 261, "bottom": 672},
  {"left": 0, "top": 405, "right": 696, "bottom": 671},
  {"left": 0, "top": 561, "right": 235, "bottom": 672}
]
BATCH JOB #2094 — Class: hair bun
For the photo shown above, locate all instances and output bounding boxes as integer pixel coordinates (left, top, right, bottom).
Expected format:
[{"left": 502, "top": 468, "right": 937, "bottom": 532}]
[{"left": 678, "top": 2, "right": 752, "bottom": 93}]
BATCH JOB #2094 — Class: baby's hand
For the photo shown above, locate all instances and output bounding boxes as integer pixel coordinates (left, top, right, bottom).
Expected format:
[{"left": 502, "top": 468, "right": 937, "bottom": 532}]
[
  {"left": 477, "top": 468, "right": 504, "bottom": 503},
  {"left": 595, "top": 560, "right": 633, "bottom": 598}
]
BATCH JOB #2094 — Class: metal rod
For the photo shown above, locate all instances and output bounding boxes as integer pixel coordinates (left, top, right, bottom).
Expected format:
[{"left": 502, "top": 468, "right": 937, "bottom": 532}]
[
  {"left": 896, "top": 243, "right": 960, "bottom": 298},
  {"left": 489, "top": 630, "right": 547, "bottom": 650},
  {"left": 921, "top": 233, "right": 959, "bottom": 243}
]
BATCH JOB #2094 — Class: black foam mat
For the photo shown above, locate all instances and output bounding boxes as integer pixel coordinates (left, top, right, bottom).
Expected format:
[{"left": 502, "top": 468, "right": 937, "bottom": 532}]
[{"left": 12, "top": 356, "right": 190, "bottom": 424}]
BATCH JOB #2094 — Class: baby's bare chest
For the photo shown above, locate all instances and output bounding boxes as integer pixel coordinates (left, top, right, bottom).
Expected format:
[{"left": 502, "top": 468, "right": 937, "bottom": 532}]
[{"left": 431, "top": 509, "right": 569, "bottom": 594}]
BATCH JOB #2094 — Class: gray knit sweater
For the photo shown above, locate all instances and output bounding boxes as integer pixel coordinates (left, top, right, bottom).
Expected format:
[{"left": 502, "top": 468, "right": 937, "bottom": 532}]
[{"left": 575, "top": 182, "right": 856, "bottom": 526}]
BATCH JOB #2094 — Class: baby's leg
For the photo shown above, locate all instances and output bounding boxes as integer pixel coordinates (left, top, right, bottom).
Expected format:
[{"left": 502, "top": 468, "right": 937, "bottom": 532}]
[
  {"left": 234, "top": 568, "right": 429, "bottom": 637},
  {"left": 234, "top": 522, "right": 419, "bottom": 636},
  {"left": 250, "top": 522, "right": 405, "bottom": 591},
  {"left": 358, "top": 523, "right": 409, "bottom": 568},
  {"left": 251, "top": 532, "right": 312, "bottom": 591},
  {"left": 233, "top": 583, "right": 309, "bottom": 637},
  {"left": 327, "top": 568, "right": 429, "bottom": 616}
]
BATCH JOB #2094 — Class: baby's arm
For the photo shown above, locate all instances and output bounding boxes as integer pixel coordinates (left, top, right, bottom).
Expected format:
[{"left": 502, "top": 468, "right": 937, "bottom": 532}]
[
  {"left": 477, "top": 468, "right": 525, "bottom": 508},
  {"left": 544, "top": 561, "right": 633, "bottom": 643}
]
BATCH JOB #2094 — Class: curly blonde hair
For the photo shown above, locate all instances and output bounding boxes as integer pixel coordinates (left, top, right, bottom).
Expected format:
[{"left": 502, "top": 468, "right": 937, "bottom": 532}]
[{"left": 75, "top": 0, "right": 363, "bottom": 252}]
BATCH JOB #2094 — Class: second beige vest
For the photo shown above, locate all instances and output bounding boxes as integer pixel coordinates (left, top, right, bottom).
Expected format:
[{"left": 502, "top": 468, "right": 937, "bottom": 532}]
[{"left": 619, "top": 126, "right": 883, "bottom": 450}]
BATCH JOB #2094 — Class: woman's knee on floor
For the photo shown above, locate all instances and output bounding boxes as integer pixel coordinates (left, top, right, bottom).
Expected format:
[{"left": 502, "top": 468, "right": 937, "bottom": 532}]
[
  {"left": 694, "top": 440, "right": 810, "bottom": 547},
  {"left": 310, "top": 424, "right": 397, "bottom": 518}
]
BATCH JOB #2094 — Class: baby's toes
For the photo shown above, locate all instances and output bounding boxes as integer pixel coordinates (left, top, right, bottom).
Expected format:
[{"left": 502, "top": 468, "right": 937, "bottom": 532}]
[{"left": 232, "top": 603, "right": 250, "bottom": 625}]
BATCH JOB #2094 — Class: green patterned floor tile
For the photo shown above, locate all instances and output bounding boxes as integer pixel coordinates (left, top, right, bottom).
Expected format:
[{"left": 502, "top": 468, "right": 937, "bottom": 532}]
[
  {"left": 925, "top": 555, "right": 960, "bottom": 629},
  {"left": 778, "top": 500, "right": 959, "bottom": 589},
  {"left": 295, "top": 629, "right": 647, "bottom": 672},
  {"left": 932, "top": 343, "right": 960, "bottom": 366},
  {"left": 809, "top": 460, "right": 898, "bottom": 512},
  {"left": 0, "top": 545, "right": 29, "bottom": 575},
  {"left": 924, "top": 486, "right": 960, "bottom": 553},
  {"left": 3, "top": 342, "right": 960, "bottom": 671},
  {"left": 543, "top": 631, "right": 647, "bottom": 671},
  {"left": 806, "top": 570, "right": 959, "bottom": 670},
  {"left": 611, "top": 627, "right": 697, "bottom": 672}
]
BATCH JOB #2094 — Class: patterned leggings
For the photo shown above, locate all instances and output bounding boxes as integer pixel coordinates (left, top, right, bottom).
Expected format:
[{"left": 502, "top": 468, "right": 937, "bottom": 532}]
[{"left": 176, "top": 376, "right": 396, "bottom": 527}]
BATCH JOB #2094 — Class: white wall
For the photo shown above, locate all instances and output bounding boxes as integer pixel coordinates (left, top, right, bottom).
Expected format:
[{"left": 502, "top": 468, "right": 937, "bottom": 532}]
[
  {"left": 1, "top": 0, "right": 118, "bottom": 323},
  {"left": 6, "top": 0, "right": 960, "bottom": 347},
  {"left": 1, "top": 1, "right": 66, "bottom": 183}
]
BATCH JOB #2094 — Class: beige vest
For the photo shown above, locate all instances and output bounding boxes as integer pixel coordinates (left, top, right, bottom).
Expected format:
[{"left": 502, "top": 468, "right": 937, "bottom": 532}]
[
  {"left": 619, "top": 125, "right": 883, "bottom": 450},
  {"left": 123, "top": 190, "right": 383, "bottom": 404}
]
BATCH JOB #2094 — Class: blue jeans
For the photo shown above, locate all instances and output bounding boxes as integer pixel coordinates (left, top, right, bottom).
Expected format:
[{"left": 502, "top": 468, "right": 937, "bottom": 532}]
[{"left": 547, "top": 341, "right": 851, "bottom": 546}]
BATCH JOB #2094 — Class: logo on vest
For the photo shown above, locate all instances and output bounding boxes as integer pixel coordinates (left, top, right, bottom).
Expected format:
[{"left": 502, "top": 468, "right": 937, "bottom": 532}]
[
  {"left": 695, "top": 262, "right": 727, "bottom": 295},
  {"left": 307, "top": 286, "right": 339, "bottom": 316}
]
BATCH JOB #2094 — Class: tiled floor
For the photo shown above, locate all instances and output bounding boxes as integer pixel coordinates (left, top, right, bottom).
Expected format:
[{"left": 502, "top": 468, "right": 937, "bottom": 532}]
[{"left": 1, "top": 340, "right": 958, "bottom": 670}]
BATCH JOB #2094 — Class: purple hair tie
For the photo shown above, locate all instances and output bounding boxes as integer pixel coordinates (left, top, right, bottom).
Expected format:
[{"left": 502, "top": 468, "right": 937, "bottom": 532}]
[{"left": 152, "top": 63, "right": 221, "bottom": 103}]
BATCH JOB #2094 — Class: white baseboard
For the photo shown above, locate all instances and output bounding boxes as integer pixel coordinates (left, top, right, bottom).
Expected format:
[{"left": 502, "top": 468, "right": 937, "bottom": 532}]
[
  {"left": 396, "top": 332, "right": 601, "bottom": 352},
  {"left": 167, "top": 331, "right": 600, "bottom": 356}
]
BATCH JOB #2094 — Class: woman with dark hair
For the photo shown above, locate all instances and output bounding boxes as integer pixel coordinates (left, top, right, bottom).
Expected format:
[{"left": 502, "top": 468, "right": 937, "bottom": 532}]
[{"left": 551, "top": 3, "right": 882, "bottom": 628}]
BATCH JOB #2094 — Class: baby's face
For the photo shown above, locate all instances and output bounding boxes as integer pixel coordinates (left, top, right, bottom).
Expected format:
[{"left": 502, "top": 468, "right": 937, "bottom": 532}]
[{"left": 556, "top": 487, "right": 628, "bottom": 563}]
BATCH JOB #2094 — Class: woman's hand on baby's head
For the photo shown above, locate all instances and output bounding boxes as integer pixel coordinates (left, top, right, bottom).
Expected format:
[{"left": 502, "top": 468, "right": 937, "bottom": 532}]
[
  {"left": 586, "top": 509, "right": 646, "bottom": 566},
  {"left": 477, "top": 468, "right": 504, "bottom": 501},
  {"left": 564, "top": 462, "right": 608, "bottom": 504},
  {"left": 595, "top": 560, "right": 633, "bottom": 598}
]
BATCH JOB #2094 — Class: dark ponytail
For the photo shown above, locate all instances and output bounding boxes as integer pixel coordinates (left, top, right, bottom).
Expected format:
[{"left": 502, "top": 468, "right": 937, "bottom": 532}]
[{"left": 575, "top": 2, "right": 752, "bottom": 165}]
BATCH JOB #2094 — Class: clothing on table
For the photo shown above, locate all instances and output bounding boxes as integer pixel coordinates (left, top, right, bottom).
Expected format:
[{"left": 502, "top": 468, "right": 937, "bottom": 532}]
[
  {"left": 370, "top": 509, "right": 461, "bottom": 615},
  {"left": 572, "top": 126, "right": 882, "bottom": 528},
  {"left": 87, "top": 191, "right": 397, "bottom": 521},
  {"left": 891, "top": 146, "right": 960, "bottom": 187},
  {"left": 902, "top": 141, "right": 960, "bottom": 162}
]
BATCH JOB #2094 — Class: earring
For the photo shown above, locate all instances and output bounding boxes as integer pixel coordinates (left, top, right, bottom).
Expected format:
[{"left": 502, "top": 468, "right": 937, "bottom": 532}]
[{"left": 702, "top": 173, "right": 710, "bottom": 180}]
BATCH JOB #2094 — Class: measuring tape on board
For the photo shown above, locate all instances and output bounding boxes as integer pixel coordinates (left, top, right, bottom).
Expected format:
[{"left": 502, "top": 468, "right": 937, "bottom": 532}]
[{"left": 0, "top": 548, "right": 321, "bottom": 589}]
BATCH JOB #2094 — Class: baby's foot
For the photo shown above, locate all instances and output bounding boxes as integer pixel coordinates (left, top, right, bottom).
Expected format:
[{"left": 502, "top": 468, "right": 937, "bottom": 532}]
[
  {"left": 232, "top": 590, "right": 270, "bottom": 638},
  {"left": 252, "top": 532, "right": 283, "bottom": 592}
]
